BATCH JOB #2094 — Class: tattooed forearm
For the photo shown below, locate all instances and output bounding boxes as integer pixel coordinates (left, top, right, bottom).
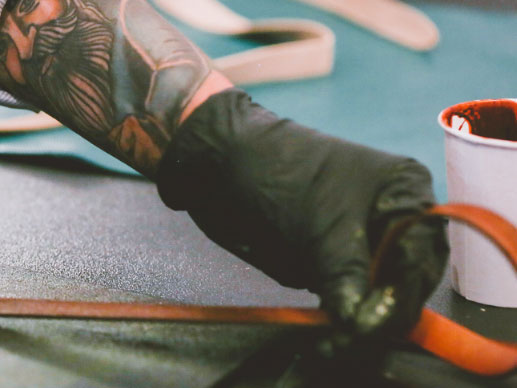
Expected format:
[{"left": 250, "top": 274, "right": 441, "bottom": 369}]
[{"left": 0, "top": 0, "right": 218, "bottom": 178}]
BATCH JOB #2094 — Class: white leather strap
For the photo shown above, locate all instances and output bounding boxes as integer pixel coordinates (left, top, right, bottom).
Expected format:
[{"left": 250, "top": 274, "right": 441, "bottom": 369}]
[
  {"left": 154, "top": 0, "right": 439, "bottom": 85},
  {"left": 153, "top": 0, "right": 336, "bottom": 85},
  {"left": 297, "top": 0, "right": 439, "bottom": 52},
  {"left": 212, "top": 19, "right": 335, "bottom": 85},
  {"left": 0, "top": 112, "right": 63, "bottom": 133}
]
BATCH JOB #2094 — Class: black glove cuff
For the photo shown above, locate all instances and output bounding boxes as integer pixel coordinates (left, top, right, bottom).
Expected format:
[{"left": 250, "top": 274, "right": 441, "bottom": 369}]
[{"left": 157, "top": 88, "right": 318, "bottom": 288}]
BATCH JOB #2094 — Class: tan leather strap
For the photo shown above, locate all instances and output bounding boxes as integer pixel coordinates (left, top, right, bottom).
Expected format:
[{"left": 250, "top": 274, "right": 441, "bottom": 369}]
[
  {"left": 0, "top": 112, "right": 63, "bottom": 133},
  {"left": 295, "top": 0, "right": 439, "bottom": 51},
  {"left": 154, "top": 0, "right": 439, "bottom": 84},
  {"left": 153, "top": 0, "right": 335, "bottom": 85},
  {"left": 0, "top": 204, "right": 515, "bottom": 375},
  {"left": 380, "top": 204, "right": 517, "bottom": 376}
]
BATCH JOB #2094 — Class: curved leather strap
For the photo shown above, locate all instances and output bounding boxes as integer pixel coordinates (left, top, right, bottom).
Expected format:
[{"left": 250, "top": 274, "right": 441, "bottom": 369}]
[
  {"left": 296, "top": 0, "right": 439, "bottom": 52},
  {"left": 410, "top": 308, "right": 517, "bottom": 376},
  {"left": 153, "top": 0, "right": 438, "bottom": 85},
  {"left": 154, "top": 0, "right": 439, "bottom": 54},
  {"left": 0, "top": 112, "right": 64, "bottom": 133},
  {"left": 0, "top": 204, "right": 514, "bottom": 375},
  {"left": 153, "top": 0, "right": 336, "bottom": 85},
  {"left": 375, "top": 204, "right": 517, "bottom": 376}
]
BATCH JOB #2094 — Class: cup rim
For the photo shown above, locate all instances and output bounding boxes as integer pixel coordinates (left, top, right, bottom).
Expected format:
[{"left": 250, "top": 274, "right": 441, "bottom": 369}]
[{"left": 438, "top": 98, "right": 517, "bottom": 149}]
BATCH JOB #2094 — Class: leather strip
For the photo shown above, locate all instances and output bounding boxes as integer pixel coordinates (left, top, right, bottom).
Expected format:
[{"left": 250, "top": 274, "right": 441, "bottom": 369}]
[
  {"left": 154, "top": 0, "right": 439, "bottom": 54},
  {"left": 0, "top": 111, "right": 62, "bottom": 132},
  {"left": 296, "top": 0, "right": 439, "bottom": 51},
  {"left": 154, "top": 0, "right": 438, "bottom": 85},
  {"left": 134, "top": 0, "right": 337, "bottom": 86},
  {"left": 410, "top": 308, "right": 517, "bottom": 376},
  {"left": 0, "top": 204, "right": 515, "bottom": 375},
  {"left": 374, "top": 204, "right": 517, "bottom": 376},
  {"left": 0, "top": 299, "right": 330, "bottom": 326}
]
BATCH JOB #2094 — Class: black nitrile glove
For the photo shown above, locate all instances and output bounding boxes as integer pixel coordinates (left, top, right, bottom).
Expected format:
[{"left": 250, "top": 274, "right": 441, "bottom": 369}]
[{"left": 157, "top": 89, "right": 449, "bottom": 375}]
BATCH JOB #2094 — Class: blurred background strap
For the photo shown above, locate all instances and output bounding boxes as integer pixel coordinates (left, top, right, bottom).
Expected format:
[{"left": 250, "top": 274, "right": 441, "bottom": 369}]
[{"left": 153, "top": 0, "right": 439, "bottom": 83}]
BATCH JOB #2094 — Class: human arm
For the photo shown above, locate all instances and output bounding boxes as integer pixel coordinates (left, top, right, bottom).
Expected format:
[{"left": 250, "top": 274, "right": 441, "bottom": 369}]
[
  {"left": 0, "top": 0, "right": 449, "bottom": 378},
  {"left": 0, "top": 0, "right": 231, "bottom": 178}
]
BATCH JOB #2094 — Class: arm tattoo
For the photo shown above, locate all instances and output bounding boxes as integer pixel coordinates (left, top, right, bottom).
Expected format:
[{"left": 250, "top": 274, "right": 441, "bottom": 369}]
[{"left": 0, "top": 0, "right": 212, "bottom": 177}]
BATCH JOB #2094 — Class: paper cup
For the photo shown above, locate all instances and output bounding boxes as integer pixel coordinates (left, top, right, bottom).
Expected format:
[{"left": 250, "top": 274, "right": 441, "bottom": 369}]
[{"left": 439, "top": 99, "right": 517, "bottom": 308}]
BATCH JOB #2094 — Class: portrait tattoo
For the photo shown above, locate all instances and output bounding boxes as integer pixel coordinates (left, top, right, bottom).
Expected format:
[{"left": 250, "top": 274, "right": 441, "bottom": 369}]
[
  {"left": 3, "top": 0, "right": 115, "bottom": 133},
  {"left": 0, "top": 0, "right": 211, "bottom": 176}
]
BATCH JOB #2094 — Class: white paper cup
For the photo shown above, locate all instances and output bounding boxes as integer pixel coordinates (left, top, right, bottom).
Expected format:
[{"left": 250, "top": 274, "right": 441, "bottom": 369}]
[{"left": 439, "top": 99, "right": 517, "bottom": 308}]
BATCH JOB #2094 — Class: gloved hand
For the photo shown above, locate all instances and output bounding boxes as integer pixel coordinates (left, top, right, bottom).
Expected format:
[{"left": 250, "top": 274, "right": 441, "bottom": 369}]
[{"left": 157, "top": 89, "right": 449, "bottom": 372}]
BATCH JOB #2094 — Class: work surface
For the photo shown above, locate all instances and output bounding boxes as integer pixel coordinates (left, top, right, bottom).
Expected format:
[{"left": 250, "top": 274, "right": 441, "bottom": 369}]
[
  {"left": 0, "top": 158, "right": 516, "bottom": 388},
  {"left": 0, "top": 0, "right": 516, "bottom": 387}
]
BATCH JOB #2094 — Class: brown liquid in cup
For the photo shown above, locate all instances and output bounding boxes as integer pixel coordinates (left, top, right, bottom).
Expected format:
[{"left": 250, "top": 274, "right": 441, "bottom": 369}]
[{"left": 442, "top": 100, "right": 517, "bottom": 141}]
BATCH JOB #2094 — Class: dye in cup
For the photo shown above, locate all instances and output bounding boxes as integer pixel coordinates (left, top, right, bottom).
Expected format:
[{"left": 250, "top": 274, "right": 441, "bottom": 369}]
[{"left": 438, "top": 99, "right": 517, "bottom": 308}]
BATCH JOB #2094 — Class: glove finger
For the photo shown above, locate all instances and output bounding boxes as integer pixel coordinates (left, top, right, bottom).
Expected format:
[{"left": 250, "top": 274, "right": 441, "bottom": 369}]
[
  {"left": 354, "top": 217, "right": 449, "bottom": 338},
  {"left": 315, "top": 221, "right": 374, "bottom": 358},
  {"left": 318, "top": 221, "right": 374, "bottom": 323},
  {"left": 316, "top": 273, "right": 367, "bottom": 359},
  {"left": 359, "top": 158, "right": 447, "bottom": 337}
]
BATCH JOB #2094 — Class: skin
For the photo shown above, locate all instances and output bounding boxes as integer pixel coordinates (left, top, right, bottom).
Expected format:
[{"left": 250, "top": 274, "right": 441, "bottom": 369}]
[{"left": 0, "top": 0, "right": 232, "bottom": 178}]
